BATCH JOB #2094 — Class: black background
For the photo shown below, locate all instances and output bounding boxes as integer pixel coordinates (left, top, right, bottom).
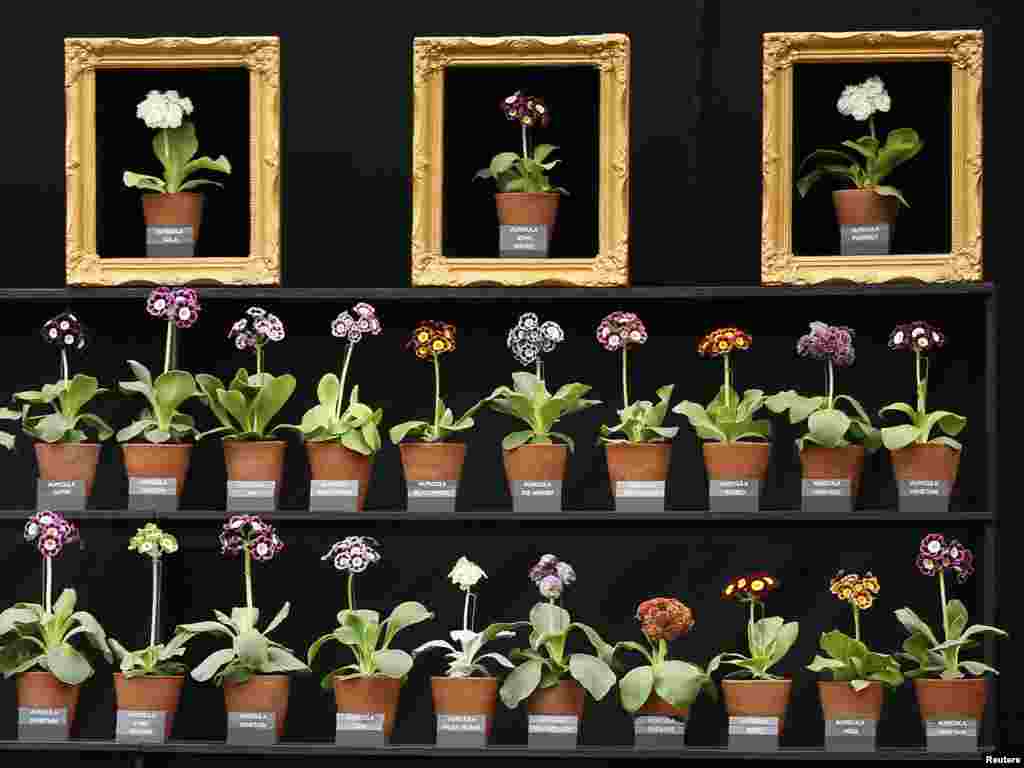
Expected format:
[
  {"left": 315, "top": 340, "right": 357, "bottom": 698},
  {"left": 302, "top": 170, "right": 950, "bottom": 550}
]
[{"left": 0, "top": 2, "right": 1019, "bottom": 766}]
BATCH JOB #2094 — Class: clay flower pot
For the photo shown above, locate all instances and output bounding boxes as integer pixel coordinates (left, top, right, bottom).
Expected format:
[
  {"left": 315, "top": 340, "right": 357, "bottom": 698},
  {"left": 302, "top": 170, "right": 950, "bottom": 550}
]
[
  {"left": 122, "top": 443, "right": 192, "bottom": 495},
  {"left": 34, "top": 442, "right": 102, "bottom": 499},
  {"left": 142, "top": 192, "right": 203, "bottom": 242},
  {"left": 223, "top": 674, "right": 290, "bottom": 738},
  {"left": 722, "top": 679, "right": 792, "bottom": 736},
  {"left": 495, "top": 192, "right": 559, "bottom": 229},
  {"left": 890, "top": 443, "right": 961, "bottom": 487},
  {"left": 818, "top": 680, "right": 883, "bottom": 720},
  {"left": 832, "top": 188, "right": 898, "bottom": 254},
  {"left": 637, "top": 691, "right": 689, "bottom": 720},
  {"left": 913, "top": 678, "right": 986, "bottom": 723},
  {"left": 526, "top": 679, "right": 586, "bottom": 718},
  {"left": 801, "top": 445, "right": 866, "bottom": 494},
  {"left": 17, "top": 671, "right": 81, "bottom": 735},
  {"left": 703, "top": 442, "right": 771, "bottom": 480},
  {"left": 399, "top": 442, "right": 466, "bottom": 483},
  {"left": 606, "top": 442, "right": 671, "bottom": 493},
  {"left": 503, "top": 443, "right": 568, "bottom": 490},
  {"left": 431, "top": 676, "right": 499, "bottom": 738},
  {"left": 306, "top": 441, "right": 373, "bottom": 511},
  {"left": 334, "top": 676, "right": 402, "bottom": 739},
  {"left": 223, "top": 440, "right": 287, "bottom": 485},
  {"left": 113, "top": 673, "right": 185, "bottom": 739}
]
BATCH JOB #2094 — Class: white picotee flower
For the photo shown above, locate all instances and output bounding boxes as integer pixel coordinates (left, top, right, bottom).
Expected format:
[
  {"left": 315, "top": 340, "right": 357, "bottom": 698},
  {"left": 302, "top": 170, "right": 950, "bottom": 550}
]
[{"left": 448, "top": 556, "right": 487, "bottom": 591}]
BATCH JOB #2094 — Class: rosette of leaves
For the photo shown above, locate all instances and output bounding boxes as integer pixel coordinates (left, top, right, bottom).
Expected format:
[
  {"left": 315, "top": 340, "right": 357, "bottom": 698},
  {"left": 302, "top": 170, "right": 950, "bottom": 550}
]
[
  {"left": 0, "top": 589, "right": 112, "bottom": 685},
  {"left": 389, "top": 398, "right": 488, "bottom": 444},
  {"left": 413, "top": 623, "right": 526, "bottom": 678},
  {"left": 117, "top": 361, "right": 202, "bottom": 444},
  {"left": 109, "top": 634, "right": 193, "bottom": 678},
  {"left": 764, "top": 390, "right": 880, "bottom": 451},
  {"left": 599, "top": 385, "right": 678, "bottom": 444},
  {"left": 486, "top": 372, "right": 601, "bottom": 452},
  {"left": 196, "top": 369, "right": 297, "bottom": 441},
  {"left": 475, "top": 143, "right": 569, "bottom": 194},
  {"left": 5, "top": 376, "right": 113, "bottom": 443},
  {"left": 672, "top": 385, "right": 770, "bottom": 444},
  {"left": 283, "top": 381, "right": 382, "bottom": 455},
  {"left": 712, "top": 616, "right": 799, "bottom": 680},
  {"left": 807, "top": 630, "right": 902, "bottom": 690}
]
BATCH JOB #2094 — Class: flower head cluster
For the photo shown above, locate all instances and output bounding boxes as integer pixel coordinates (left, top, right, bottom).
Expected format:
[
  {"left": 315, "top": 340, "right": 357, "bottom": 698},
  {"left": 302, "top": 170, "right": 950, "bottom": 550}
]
[
  {"left": 228, "top": 307, "right": 286, "bottom": 351},
  {"left": 636, "top": 597, "right": 695, "bottom": 642},
  {"left": 331, "top": 302, "right": 382, "bottom": 345},
  {"left": 322, "top": 535, "right": 382, "bottom": 573},
  {"left": 146, "top": 287, "right": 201, "bottom": 329},
  {"left": 41, "top": 312, "right": 87, "bottom": 351},
  {"left": 219, "top": 515, "right": 284, "bottom": 562},
  {"left": 128, "top": 522, "right": 179, "bottom": 559},
  {"left": 507, "top": 313, "right": 564, "bottom": 366},
  {"left": 836, "top": 76, "right": 891, "bottom": 122},
  {"left": 501, "top": 91, "right": 551, "bottom": 128},
  {"left": 596, "top": 311, "right": 648, "bottom": 352},
  {"left": 722, "top": 572, "right": 779, "bottom": 602},
  {"left": 137, "top": 90, "right": 194, "bottom": 130},
  {"left": 888, "top": 322, "right": 945, "bottom": 353},
  {"left": 449, "top": 556, "right": 487, "bottom": 591},
  {"left": 409, "top": 321, "right": 456, "bottom": 360},
  {"left": 698, "top": 327, "right": 751, "bottom": 357},
  {"left": 24, "top": 511, "right": 79, "bottom": 559},
  {"left": 916, "top": 534, "right": 974, "bottom": 583},
  {"left": 528, "top": 554, "right": 576, "bottom": 600},
  {"left": 829, "top": 570, "right": 881, "bottom": 610},
  {"left": 797, "top": 322, "right": 856, "bottom": 367}
]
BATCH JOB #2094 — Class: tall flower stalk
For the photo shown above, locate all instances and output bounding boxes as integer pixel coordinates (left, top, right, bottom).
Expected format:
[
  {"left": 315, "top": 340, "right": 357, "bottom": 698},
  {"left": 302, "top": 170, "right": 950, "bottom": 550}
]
[
  {"left": 321, "top": 536, "right": 382, "bottom": 612},
  {"left": 219, "top": 515, "right": 285, "bottom": 613},
  {"left": 24, "top": 511, "right": 80, "bottom": 614},
  {"left": 714, "top": 572, "right": 797, "bottom": 681},
  {"left": 596, "top": 312, "right": 649, "bottom": 409},
  {"left": 127, "top": 523, "right": 179, "bottom": 648}
]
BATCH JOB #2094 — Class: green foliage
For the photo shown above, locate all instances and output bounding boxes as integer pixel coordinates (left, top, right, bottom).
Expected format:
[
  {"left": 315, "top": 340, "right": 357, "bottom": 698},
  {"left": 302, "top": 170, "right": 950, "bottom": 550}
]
[
  {"left": 474, "top": 144, "right": 569, "bottom": 195},
  {"left": 894, "top": 604, "right": 1006, "bottom": 680},
  {"left": 389, "top": 396, "right": 488, "bottom": 444},
  {"left": 613, "top": 640, "right": 717, "bottom": 712},
  {"left": 599, "top": 385, "right": 679, "bottom": 444},
  {"left": 195, "top": 369, "right": 297, "bottom": 441},
  {"left": 806, "top": 630, "right": 903, "bottom": 690},
  {"left": 765, "top": 390, "right": 880, "bottom": 452},
  {"left": 673, "top": 385, "right": 771, "bottom": 444},
  {"left": 281, "top": 379, "right": 383, "bottom": 455},
  {"left": 108, "top": 634, "right": 193, "bottom": 678},
  {"left": 485, "top": 372, "right": 600, "bottom": 453},
  {"left": 711, "top": 616, "right": 799, "bottom": 681},
  {"left": 124, "top": 122, "right": 231, "bottom": 194},
  {"left": 879, "top": 401, "right": 966, "bottom": 452},
  {"left": 413, "top": 623, "right": 527, "bottom": 678},
  {"left": 4, "top": 376, "right": 113, "bottom": 444},
  {"left": 116, "top": 360, "right": 201, "bottom": 444}
]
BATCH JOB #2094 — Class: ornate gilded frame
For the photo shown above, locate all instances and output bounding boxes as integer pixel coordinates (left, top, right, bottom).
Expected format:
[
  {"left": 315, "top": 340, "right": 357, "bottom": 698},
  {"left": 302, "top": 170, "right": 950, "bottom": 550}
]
[
  {"left": 761, "top": 30, "right": 983, "bottom": 284},
  {"left": 411, "top": 34, "right": 630, "bottom": 286},
  {"left": 64, "top": 36, "right": 281, "bottom": 286}
]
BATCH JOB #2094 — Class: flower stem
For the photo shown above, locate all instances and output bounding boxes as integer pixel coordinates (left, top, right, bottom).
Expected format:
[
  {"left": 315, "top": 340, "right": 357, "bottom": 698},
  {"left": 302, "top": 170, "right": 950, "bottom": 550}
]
[
  {"left": 938, "top": 569, "right": 949, "bottom": 643},
  {"left": 347, "top": 572, "right": 355, "bottom": 611},
  {"left": 522, "top": 123, "right": 529, "bottom": 162},
  {"left": 915, "top": 350, "right": 927, "bottom": 415},
  {"left": 432, "top": 352, "right": 441, "bottom": 437},
  {"left": 61, "top": 349, "right": 69, "bottom": 389},
  {"left": 827, "top": 360, "right": 835, "bottom": 410},
  {"left": 244, "top": 547, "right": 253, "bottom": 612},
  {"left": 747, "top": 599, "right": 756, "bottom": 652},
  {"left": 657, "top": 638, "right": 668, "bottom": 665},
  {"left": 336, "top": 343, "right": 355, "bottom": 421},
  {"left": 150, "top": 557, "right": 159, "bottom": 648},
  {"left": 622, "top": 346, "right": 630, "bottom": 410},
  {"left": 869, "top": 116, "right": 877, "bottom": 141},
  {"left": 462, "top": 591, "right": 470, "bottom": 633},
  {"left": 852, "top": 602, "right": 861, "bottom": 643},
  {"left": 723, "top": 354, "right": 732, "bottom": 410},
  {"left": 536, "top": 358, "right": 543, "bottom": 381},
  {"left": 256, "top": 344, "right": 264, "bottom": 377},
  {"left": 44, "top": 557, "right": 52, "bottom": 615},
  {"left": 164, "top": 320, "right": 174, "bottom": 375}
]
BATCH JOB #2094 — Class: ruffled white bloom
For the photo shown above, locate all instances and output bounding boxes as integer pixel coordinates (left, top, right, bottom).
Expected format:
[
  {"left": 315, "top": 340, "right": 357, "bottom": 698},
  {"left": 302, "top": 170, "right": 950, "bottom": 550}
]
[
  {"left": 448, "top": 556, "right": 487, "bottom": 591},
  {"left": 136, "top": 90, "right": 195, "bottom": 130},
  {"left": 836, "top": 76, "right": 891, "bottom": 121}
]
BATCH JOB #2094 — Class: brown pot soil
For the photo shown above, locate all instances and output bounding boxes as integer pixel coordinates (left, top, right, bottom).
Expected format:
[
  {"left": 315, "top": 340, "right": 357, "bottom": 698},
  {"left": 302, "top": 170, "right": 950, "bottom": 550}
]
[
  {"left": 222, "top": 440, "right": 287, "bottom": 484},
  {"left": 703, "top": 442, "right": 771, "bottom": 480},
  {"left": 17, "top": 671, "right": 80, "bottom": 734},
  {"left": 495, "top": 192, "right": 560, "bottom": 230},
  {"left": 398, "top": 442, "right": 465, "bottom": 483},
  {"left": 431, "top": 677, "right": 498, "bottom": 735},
  {"left": 503, "top": 443, "right": 568, "bottom": 484},
  {"left": 606, "top": 442, "right": 671, "bottom": 486},
  {"left": 722, "top": 679, "right": 792, "bottom": 735},
  {"left": 526, "top": 679, "right": 586, "bottom": 717},
  {"left": 122, "top": 443, "right": 192, "bottom": 494},
  {"left": 142, "top": 192, "right": 203, "bottom": 242},
  {"left": 334, "top": 676, "right": 402, "bottom": 738},
  {"left": 913, "top": 678, "right": 987, "bottom": 721},
  {"left": 890, "top": 443, "right": 961, "bottom": 483},
  {"left": 114, "top": 673, "right": 185, "bottom": 738},
  {"left": 817, "top": 680, "right": 883, "bottom": 720},
  {"left": 800, "top": 445, "right": 866, "bottom": 499},
  {"left": 832, "top": 188, "right": 899, "bottom": 227},
  {"left": 34, "top": 442, "right": 101, "bottom": 499},
  {"left": 306, "top": 442, "right": 373, "bottom": 511},
  {"left": 637, "top": 691, "right": 689, "bottom": 719},
  {"left": 223, "top": 674, "right": 290, "bottom": 738}
]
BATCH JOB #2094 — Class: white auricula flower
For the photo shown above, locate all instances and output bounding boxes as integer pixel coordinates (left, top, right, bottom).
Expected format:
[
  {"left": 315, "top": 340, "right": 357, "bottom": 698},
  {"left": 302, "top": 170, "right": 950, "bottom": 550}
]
[
  {"left": 136, "top": 90, "right": 195, "bottom": 130},
  {"left": 449, "top": 556, "right": 487, "bottom": 591},
  {"left": 836, "top": 76, "right": 891, "bottom": 122}
]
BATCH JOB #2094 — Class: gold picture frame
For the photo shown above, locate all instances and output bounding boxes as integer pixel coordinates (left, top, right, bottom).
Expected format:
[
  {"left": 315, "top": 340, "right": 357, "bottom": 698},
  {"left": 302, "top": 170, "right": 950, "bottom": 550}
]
[
  {"left": 64, "top": 36, "right": 281, "bottom": 286},
  {"left": 761, "top": 30, "right": 983, "bottom": 284},
  {"left": 411, "top": 34, "right": 630, "bottom": 286}
]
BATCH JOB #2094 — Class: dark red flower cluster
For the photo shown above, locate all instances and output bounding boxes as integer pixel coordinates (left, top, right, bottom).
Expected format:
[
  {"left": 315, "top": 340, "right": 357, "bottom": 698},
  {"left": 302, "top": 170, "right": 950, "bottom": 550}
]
[
  {"left": 889, "top": 322, "right": 945, "bottom": 353},
  {"left": 636, "top": 597, "right": 695, "bottom": 642},
  {"left": 698, "top": 327, "right": 752, "bottom": 357},
  {"left": 796, "top": 322, "right": 855, "bottom": 367},
  {"left": 722, "top": 572, "right": 779, "bottom": 601},
  {"left": 409, "top": 321, "right": 456, "bottom": 360},
  {"left": 916, "top": 533, "right": 974, "bottom": 583},
  {"left": 146, "top": 287, "right": 200, "bottom": 329},
  {"left": 501, "top": 91, "right": 551, "bottom": 128},
  {"left": 24, "top": 511, "right": 79, "bottom": 559},
  {"left": 41, "top": 312, "right": 87, "bottom": 352},
  {"left": 219, "top": 515, "right": 284, "bottom": 562},
  {"left": 596, "top": 311, "right": 648, "bottom": 352}
]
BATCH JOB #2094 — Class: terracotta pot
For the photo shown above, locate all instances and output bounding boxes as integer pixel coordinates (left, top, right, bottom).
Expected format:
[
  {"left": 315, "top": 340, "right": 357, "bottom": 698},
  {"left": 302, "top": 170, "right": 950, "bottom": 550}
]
[
  {"left": 222, "top": 440, "right": 287, "bottom": 485},
  {"left": 223, "top": 674, "right": 290, "bottom": 738},
  {"left": 913, "top": 678, "right": 986, "bottom": 722},
  {"left": 142, "top": 192, "right": 203, "bottom": 242},
  {"left": 122, "top": 443, "right": 192, "bottom": 494},
  {"left": 503, "top": 443, "right": 569, "bottom": 491},
  {"left": 703, "top": 442, "right": 771, "bottom": 480},
  {"left": 398, "top": 442, "right": 465, "bottom": 483},
  {"left": 431, "top": 677, "right": 499, "bottom": 737},
  {"left": 637, "top": 691, "right": 689, "bottom": 720},
  {"left": 113, "top": 673, "right": 185, "bottom": 738},
  {"left": 16, "top": 671, "right": 80, "bottom": 734},
  {"left": 818, "top": 680, "right": 883, "bottom": 720},
  {"left": 495, "top": 192, "right": 560, "bottom": 229},
  {"left": 722, "top": 679, "right": 792, "bottom": 736},
  {"left": 800, "top": 445, "right": 866, "bottom": 498},
  {"left": 526, "top": 679, "right": 586, "bottom": 718},
  {"left": 606, "top": 442, "right": 671, "bottom": 486},
  {"left": 890, "top": 443, "right": 961, "bottom": 485},
  {"left": 34, "top": 442, "right": 101, "bottom": 499},
  {"left": 832, "top": 188, "right": 899, "bottom": 229},
  {"left": 334, "top": 676, "right": 402, "bottom": 738},
  {"left": 306, "top": 442, "right": 373, "bottom": 511}
]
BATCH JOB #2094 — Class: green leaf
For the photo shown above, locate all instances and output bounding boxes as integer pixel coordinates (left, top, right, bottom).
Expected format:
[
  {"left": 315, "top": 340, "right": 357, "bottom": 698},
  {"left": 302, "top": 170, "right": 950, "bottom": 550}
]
[
  {"left": 154, "top": 122, "right": 199, "bottom": 191},
  {"left": 808, "top": 408, "right": 852, "bottom": 448},
  {"left": 177, "top": 620, "right": 234, "bottom": 638},
  {"left": 797, "top": 148, "right": 860, "bottom": 174},
  {"left": 767, "top": 621, "right": 799, "bottom": 669},
  {"left": 490, "top": 152, "right": 520, "bottom": 178},
  {"left": 807, "top": 655, "right": 848, "bottom": 673},
  {"left": 619, "top": 664, "right": 654, "bottom": 712},
  {"left": 930, "top": 436, "right": 963, "bottom": 450},
  {"left": 568, "top": 653, "right": 616, "bottom": 701},
  {"left": 530, "top": 603, "right": 570, "bottom": 639},
  {"left": 117, "top": 419, "right": 158, "bottom": 443},
  {"left": 191, "top": 647, "right": 237, "bottom": 682},
  {"left": 550, "top": 432, "right": 576, "bottom": 453},
  {"left": 873, "top": 185, "right": 909, "bottom": 208},
  {"left": 653, "top": 660, "right": 707, "bottom": 708},
  {"left": 389, "top": 420, "right": 429, "bottom": 445},
  {"left": 317, "top": 374, "right": 341, "bottom": 408},
  {"left": 123, "top": 171, "right": 167, "bottom": 192},
  {"left": 879, "top": 402, "right": 918, "bottom": 420},
  {"left": 154, "top": 371, "right": 199, "bottom": 416},
  {"left": 960, "top": 661, "right": 998, "bottom": 676},
  {"left": 945, "top": 600, "right": 968, "bottom": 641},
  {"left": 46, "top": 643, "right": 93, "bottom": 685},
  {"left": 262, "top": 646, "right": 308, "bottom": 674},
  {"left": 236, "top": 629, "right": 269, "bottom": 669},
  {"left": 922, "top": 410, "right": 967, "bottom": 440},
  {"left": 502, "top": 430, "right": 534, "bottom": 450},
  {"left": 894, "top": 608, "right": 939, "bottom": 647},
  {"left": 181, "top": 154, "right": 231, "bottom": 183},
  {"left": 373, "top": 649, "right": 414, "bottom": 678},
  {"left": 252, "top": 375, "right": 297, "bottom": 434},
  {"left": 512, "top": 372, "right": 544, "bottom": 397},
  {"left": 68, "top": 610, "right": 110, "bottom": 660},
  {"left": 341, "top": 429, "right": 372, "bottom": 455},
  {"left": 672, "top": 401, "right": 727, "bottom": 442},
  {"left": 382, "top": 601, "right": 433, "bottom": 648},
  {"left": 533, "top": 144, "right": 558, "bottom": 163},
  {"left": 872, "top": 127, "right": 923, "bottom": 183},
  {"left": 882, "top": 424, "right": 922, "bottom": 451},
  {"left": 931, "top": 624, "right": 1008, "bottom": 651},
  {"left": 178, "top": 178, "right": 224, "bottom": 191},
  {"left": 841, "top": 136, "right": 880, "bottom": 159},
  {"left": 61, "top": 375, "right": 101, "bottom": 421},
  {"left": 263, "top": 602, "right": 290, "bottom": 636},
  {"left": 216, "top": 389, "right": 249, "bottom": 431},
  {"left": 500, "top": 658, "right": 543, "bottom": 708}
]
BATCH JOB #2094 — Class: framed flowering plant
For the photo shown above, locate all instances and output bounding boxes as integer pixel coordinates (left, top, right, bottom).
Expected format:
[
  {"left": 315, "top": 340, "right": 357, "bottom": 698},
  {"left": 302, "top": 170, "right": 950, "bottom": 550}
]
[
  {"left": 0, "top": 512, "right": 112, "bottom": 685},
  {"left": 895, "top": 534, "right": 1006, "bottom": 679},
  {"left": 308, "top": 537, "right": 434, "bottom": 687},
  {"left": 764, "top": 323, "right": 880, "bottom": 451},
  {"left": 712, "top": 573, "right": 798, "bottom": 680}
]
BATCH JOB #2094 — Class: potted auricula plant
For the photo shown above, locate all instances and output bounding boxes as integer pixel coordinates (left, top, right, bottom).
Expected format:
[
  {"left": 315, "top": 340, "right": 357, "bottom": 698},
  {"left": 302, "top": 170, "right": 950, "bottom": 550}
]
[
  {"left": 308, "top": 537, "right": 433, "bottom": 744},
  {"left": 108, "top": 523, "right": 194, "bottom": 740},
  {"left": 414, "top": 557, "right": 526, "bottom": 745},
  {"left": 500, "top": 555, "right": 617, "bottom": 746},
  {"left": 123, "top": 90, "right": 231, "bottom": 256},
  {"left": 765, "top": 323, "right": 880, "bottom": 512},
  {"left": 0, "top": 512, "right": 111, "bottom": 738},
  {"left": 197, "top": 308, "right": 297, "bottom": 504},
  {"left": 896, "top": 534, "right": 1006, "bottom": 742},
  {"left": 176, "top": 516, "right": 308, "bottom": 740},
  {"left": 796, "top": 76, "right": 923, "bottom": 255},
  {"left": 475, "top": 91, "right": 568, "bottom": 257},
  {"left": 596, "top": 312, "right": 678, "bottom": 510},
  {"left": 117, "top": 288, "right": 204, "bottom": 503}
]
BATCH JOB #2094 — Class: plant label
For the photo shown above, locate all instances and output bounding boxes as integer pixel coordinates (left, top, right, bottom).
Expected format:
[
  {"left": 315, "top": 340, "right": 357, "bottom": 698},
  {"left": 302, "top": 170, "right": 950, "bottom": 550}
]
[
  {"left": 512, "top": 480, "right": 563, "bottom": 513},
  {"left": 825, "top": 718, "right": 876, "bottom": 752},
  {"left": 436, "top": 714, "right": 488, "bottom": 747},
  {"left": 36, "top": 480, "right": 86, "bottom": 511},
  {"left": 499, "top": 225, "right": 550, "bottom": 257},
  {"left": 634, "top": 715, "right": 686, "bottom": 749},
  {"left": 708, "top": 479, "right": 760, "bottom": 514},
  {"left": 727, "top": 716, "right": 779, "bottom": 751},
  {"left": 17, "top": 706, "right": 69, "bottom": 740},
  {"left": 146, "top": 225, "right": 195, "bottom": 257},
  {"left": 226, "top": 711, "right": 277, "bottom": 745},
  {"left": 527, "top": 714, "right": 578, "bottom": 748},
  {"left": 336, "top": 712, "right": 388, "bottom": 746},
  {"left": 925, "top": 719, "right": 978, "bottom": 752},
  {"left": 128, "top": 477, "right": 180, "bottom": 513},
  {"left": 407, "top": 480, "right": 457, "bottom": 513},
  {"left": 115, "top": 710, "right": 168, "bottom": 744},
  {"left": 226, "top": 480, "right": 277, "bottom": 512},
  {"left": 615, "top": 481, "right": 666, "bottom": 512},
  {"left": 309, "top": 480, "right": 358, "bottom": 513},
  {"left": 840, "top": 223, "right": 892, "bottom": 256},
  {"left": 801, "top": 479, "right": 854, "bottom": 514},
  {"left": 898, "top": 480, "right": 952, "bottom": 514}
]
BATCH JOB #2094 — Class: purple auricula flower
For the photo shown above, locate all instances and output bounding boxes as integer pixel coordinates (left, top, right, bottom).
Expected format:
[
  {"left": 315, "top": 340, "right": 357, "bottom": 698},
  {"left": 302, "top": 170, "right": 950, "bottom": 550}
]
[
  {"left": 321, "top": 536, "right": 382, "bottom": 573},
  {"left": 228, "top": 307, "right": 286, "bottom": 351},
  {"left": 41, "top": 312, "right": 87, "bottom": 352},
  {"left": 219, "top": 515, "right": 284, "bottom": 561},
  {"left": 915, "top": 533, "right": 975, "bottom": 583},
  {"left": 331, "top": 303, "right": 382, "bottom": 345},
  {"left": 24, "top": 511, "right": 79, "bottom": 559},
  {"left": 146, "top": 287, "right": 201, "bottom": 329},
  {"left": 596, "top": 311, "right": 648, "bottom": 352},
  {"left": 889, "top": 322, "right": 946, "bottom": 353},
  {"left": 796, "top": 322, "right": 856, "bottom": 367}
]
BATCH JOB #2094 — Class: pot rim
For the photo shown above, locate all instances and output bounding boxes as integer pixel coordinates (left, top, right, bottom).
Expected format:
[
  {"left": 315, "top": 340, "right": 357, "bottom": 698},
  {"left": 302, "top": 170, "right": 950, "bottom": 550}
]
[
  {"left": 721, "top": 678, "right": 792, "bottom": 685},
  {"left": 430, "top": 675, "right": 498, "bottom": 683},
  {"left": 912, "top": 676, "right": 986, "bottom": 685},
  {"left": 121, "top": 442, "right": 193, "bottom": 449},
  {"left": 704, "top": 441, "right": 771, "bottom": 449},
  {"left": 494, "top": 191, "right": 561, "bottom": 197},
  {"left": 18, "top": 670, "right": 73, "bottom": 679},
  {"left": 221, "top": 439, "right": 289, "bottom": 447},
  {"left": 34, "top": 441, "right": 102, "bottom": 448},
  {"left": 142, "top": 191, "right": 203, "bottom": 198},
  {"left": 398, "top": 440, "right": 465, "bottom": 448},
  {"left": 503, "top": 442, "right": 569, "bottom": 452},
  {"left": 891, "top": 443, "right": 963, "bottom": 455},
  {"left": 604, "top": 440, "right": 672, "bottom": 449},
  {"left": 112, "top": 672, "right": 186, "bottom": 680}
]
